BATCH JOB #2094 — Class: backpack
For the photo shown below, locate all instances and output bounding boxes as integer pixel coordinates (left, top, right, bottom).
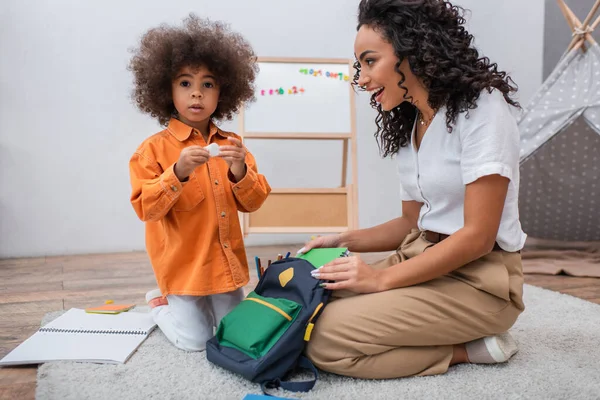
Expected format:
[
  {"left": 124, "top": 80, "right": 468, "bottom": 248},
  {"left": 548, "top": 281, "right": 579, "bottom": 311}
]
[{"left": 206, "top": 256, "right": 331, "bottom": 394}]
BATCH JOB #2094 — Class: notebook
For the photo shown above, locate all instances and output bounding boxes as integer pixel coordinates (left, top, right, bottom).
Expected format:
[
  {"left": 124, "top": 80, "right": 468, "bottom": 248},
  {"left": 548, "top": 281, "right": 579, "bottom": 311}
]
[
  {"left": 297, "top": 247, "right": 349, "bottom": 268},
  {"left": 0, "top": 308, "right": 156, "bottom": 366}
]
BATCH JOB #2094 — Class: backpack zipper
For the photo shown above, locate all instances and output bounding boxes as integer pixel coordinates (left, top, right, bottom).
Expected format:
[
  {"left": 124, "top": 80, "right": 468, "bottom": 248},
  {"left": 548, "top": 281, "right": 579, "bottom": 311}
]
[
  {"left": 304, "top": 302, "right": 324, "bottom": 341},
  {"left": 308, "top": 303, "right": 324, "bottom": 323},
  {"left": 244, "top": 297, "right": 292, "bottom": 321}
]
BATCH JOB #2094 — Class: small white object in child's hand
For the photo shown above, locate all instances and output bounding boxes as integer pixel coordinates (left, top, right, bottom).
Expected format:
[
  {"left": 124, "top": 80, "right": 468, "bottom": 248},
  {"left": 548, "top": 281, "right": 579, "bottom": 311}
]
[{"left": 205, "top": 143, "right": 220, "bottom": 157}]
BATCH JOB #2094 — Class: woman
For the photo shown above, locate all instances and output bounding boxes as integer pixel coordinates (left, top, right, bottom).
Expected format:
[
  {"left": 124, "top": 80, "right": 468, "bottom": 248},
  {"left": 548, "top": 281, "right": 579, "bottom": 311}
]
[{"left": 302, "top": 0, "right": 526, "bottom": 379}]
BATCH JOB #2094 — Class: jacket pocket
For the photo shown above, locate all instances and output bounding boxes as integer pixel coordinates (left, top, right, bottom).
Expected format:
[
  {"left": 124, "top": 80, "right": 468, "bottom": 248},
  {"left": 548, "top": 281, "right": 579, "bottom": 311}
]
[
  {"left": 215, "top": 292, "right": 302, "bottom": 359},
  {"left": 173, "top": 173, "right": 205, "bottom": 212}
]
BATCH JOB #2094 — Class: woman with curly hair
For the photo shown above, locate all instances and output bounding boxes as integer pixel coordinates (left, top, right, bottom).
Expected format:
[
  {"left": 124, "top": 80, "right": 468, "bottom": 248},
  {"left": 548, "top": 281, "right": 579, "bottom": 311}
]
[
  {"left": 128, "top": 14, "right": 270, "bottom": 352},
  {"left": 302, "top": 0, "right": 526, "bottom": 378}
]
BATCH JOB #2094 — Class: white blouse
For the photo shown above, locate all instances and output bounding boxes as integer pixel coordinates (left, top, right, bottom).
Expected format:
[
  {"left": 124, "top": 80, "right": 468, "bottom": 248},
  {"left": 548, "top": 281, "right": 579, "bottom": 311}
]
[{"left": 397, "top": 89, "right": 527, "bottom": 252}]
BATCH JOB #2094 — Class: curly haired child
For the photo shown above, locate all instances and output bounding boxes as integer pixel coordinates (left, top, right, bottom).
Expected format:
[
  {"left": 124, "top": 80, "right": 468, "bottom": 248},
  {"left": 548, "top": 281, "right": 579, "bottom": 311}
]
[{"left": 128, "top": 14, "right": 271, "bottom": 352}]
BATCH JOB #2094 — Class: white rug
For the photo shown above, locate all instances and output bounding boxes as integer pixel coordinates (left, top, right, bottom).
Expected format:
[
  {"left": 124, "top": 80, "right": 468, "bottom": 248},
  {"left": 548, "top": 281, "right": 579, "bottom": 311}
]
[{"left": 36, "top": 284, "right": 600, "bottom": 400}]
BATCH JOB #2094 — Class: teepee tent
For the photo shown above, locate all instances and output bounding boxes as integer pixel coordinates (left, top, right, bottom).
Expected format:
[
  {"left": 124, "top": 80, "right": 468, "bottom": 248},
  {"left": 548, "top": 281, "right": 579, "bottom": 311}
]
[{"left": 518, "top": 0, "right": 600, "bottom": 241}]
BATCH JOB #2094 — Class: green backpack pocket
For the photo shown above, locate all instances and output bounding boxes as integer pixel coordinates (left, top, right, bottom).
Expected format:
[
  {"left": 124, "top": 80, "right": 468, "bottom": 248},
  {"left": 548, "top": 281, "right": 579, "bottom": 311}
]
[{"left": 216, "top": 292, "right": 302, "bottom": 359}]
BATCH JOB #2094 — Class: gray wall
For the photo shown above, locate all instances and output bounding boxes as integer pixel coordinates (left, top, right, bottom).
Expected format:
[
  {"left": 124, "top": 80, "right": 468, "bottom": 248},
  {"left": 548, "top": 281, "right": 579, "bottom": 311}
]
[
  {"left": 0, "top": 0, "right": 545, "bottom": 257},
  {"left": 544, "top": 0, "right": 599, "bottom": 79}
]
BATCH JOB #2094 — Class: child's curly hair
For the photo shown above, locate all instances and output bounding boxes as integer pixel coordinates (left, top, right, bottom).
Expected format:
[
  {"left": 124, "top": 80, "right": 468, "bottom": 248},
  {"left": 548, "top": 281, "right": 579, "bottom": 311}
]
[{"left": 128, "top": 14, "right": 258, "bottom": 125}]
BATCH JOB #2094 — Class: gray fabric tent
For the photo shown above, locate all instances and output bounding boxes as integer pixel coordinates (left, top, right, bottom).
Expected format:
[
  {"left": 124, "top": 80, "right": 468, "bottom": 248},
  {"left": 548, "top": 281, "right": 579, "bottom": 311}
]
[{"left": 518, "top": 0, "right": 600, "bottom": 241}]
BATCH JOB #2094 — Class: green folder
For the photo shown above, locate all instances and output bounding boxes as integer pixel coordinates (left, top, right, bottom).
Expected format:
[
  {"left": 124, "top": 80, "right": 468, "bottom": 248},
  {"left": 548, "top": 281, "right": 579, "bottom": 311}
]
[{"left": 296, "top": 248, "right": 349, "bottom": 268}]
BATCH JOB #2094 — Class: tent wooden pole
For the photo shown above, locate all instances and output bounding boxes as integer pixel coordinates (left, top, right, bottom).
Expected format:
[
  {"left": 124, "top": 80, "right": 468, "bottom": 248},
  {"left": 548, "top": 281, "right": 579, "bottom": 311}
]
[
  {"left": 557, "top": 0, "right": 588, "bottom": 51},
  {"left": 585, "top": 14, "right": 600, "bottom": 51},
  {"left": 561, "top": 0, "right": 598, "bottom": 50},
  {"left": 567, "top": 0, "right": 600, "bottom": 51},
  {"left": 582, "top": 13, "right": 600, "bottom": 51},
  {"left": 563, "top": 1, "right": 598, "bottom": 45},
  {"left": 557, "top": 0, "right": 576, "bottom": 31},
  {"left": 591, "top": 13, "right": 600, "bottom": 31},
  {"left": 580, "top": 0, "right": 600, "bottom": 29},
  {"left": 571, "top": 37, "right": 587, "bottom": 53}
]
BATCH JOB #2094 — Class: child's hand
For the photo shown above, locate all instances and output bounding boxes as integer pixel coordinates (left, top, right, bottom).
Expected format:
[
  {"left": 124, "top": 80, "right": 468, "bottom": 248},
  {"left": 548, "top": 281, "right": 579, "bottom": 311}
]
[
  {"left": 174, "top": 146, "right": 210, "bottom": 181},
  {"left": 218, "top": 137, "right": 247, "bottom": 182}
]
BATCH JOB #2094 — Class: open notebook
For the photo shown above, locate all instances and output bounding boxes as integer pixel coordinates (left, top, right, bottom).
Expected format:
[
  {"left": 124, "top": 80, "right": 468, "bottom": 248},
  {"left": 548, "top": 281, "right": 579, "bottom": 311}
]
[{"left": 0, "top": 308, "right": 156, "bottom": 366}]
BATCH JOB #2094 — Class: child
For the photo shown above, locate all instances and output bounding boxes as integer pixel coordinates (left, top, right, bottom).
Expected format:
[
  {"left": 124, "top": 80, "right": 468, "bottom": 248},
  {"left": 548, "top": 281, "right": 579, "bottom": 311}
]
[{"left": 128, "top": 15, "right": 271, "bottom": 351}]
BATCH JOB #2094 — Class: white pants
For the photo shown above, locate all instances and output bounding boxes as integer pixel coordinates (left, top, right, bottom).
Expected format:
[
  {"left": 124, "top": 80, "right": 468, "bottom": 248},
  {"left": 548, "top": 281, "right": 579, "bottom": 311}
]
[{"left": 151, "top": 288, "right": 245, "bottom": 351}]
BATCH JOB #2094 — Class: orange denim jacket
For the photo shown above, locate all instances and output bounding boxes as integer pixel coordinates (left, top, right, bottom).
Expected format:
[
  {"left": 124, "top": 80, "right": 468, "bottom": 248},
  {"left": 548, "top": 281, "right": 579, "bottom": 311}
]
[{"left": 129, "top": 118, "right": 271, "bottom": 296}]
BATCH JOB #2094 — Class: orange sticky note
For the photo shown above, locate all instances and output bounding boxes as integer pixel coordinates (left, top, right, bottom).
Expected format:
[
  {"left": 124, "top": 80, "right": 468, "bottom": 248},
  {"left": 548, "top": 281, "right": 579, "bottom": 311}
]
[{"left": 85, "top": 304, "right": 135, "bottom": 314}]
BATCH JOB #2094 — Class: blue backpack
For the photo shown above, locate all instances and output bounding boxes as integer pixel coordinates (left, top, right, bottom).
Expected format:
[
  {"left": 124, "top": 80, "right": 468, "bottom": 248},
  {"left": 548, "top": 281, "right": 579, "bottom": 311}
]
[{"left": 206, "top": 257, "right": 331, "bottom": 393}]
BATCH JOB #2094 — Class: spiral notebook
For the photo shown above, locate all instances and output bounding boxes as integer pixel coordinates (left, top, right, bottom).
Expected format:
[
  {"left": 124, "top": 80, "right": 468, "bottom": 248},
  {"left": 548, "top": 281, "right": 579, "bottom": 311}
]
[{"left": 0, "top": 308, "right": 156, "bottom": 366}]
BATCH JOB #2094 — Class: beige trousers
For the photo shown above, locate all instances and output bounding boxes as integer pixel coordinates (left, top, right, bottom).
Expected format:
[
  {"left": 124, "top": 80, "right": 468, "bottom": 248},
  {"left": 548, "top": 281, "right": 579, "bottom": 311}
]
[{"left": 305, "top": 230, "right": 525, "bottom": 379}]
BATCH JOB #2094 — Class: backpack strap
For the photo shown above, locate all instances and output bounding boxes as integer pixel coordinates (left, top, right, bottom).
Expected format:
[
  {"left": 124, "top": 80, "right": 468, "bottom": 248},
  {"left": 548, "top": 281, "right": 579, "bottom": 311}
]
[{"left": 260, "top": 356, "right": 319, "bottom": 394}]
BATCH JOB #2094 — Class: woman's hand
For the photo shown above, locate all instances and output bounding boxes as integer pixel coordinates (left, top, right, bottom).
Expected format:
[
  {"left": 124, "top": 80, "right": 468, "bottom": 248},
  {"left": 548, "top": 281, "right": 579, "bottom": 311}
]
[
  {"left": 310, "top": 256, "right": 383, "bottom": 294},
  {"left": 297, "top": 234, "right": 342, "bottom": 255}
]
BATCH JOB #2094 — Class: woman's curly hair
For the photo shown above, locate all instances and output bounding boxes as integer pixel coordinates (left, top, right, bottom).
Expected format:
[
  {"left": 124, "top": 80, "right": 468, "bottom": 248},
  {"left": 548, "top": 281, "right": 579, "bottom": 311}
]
[
  {"left": 128, "top": 14, "right": 258, "bottom": 125},
  {"left": 354, "top": 0, "right": 520, "bottom": 157}
]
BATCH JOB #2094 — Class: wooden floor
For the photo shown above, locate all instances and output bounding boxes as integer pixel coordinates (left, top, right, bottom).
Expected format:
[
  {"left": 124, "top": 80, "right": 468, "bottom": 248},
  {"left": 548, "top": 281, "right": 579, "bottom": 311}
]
[{"left": 1, "top": 247, "right": 599, "bottom": 400}]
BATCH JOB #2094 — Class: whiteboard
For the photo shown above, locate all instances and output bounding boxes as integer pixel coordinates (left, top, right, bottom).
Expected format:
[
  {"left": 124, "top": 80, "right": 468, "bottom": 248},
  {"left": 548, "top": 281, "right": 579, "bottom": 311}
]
[{"left": 243, "top": 61, "right": 353, "bottom": 133}]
